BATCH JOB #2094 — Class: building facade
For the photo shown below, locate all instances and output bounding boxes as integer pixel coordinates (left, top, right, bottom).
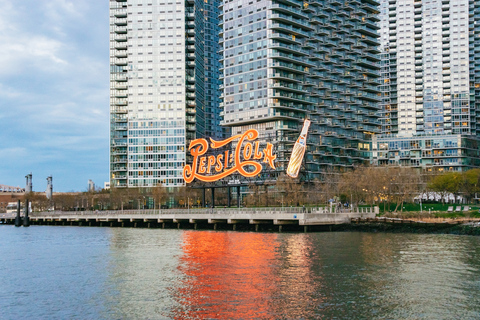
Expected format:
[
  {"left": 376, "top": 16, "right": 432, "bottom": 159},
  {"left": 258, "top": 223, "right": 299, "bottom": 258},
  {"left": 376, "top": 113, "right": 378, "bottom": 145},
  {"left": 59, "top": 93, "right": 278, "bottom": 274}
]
[
  {"left": 372, "top": 0, "right": 480, "bottom": 172},
  {"left": 204, "top": 0, "right": 229, "bottom": 140},
  {"left": 380, "top": 0, "right": 478, "bottom": 135},
  {"left": 219, "top": 0, "right": 382, "bottom": 180},
  {"left": 109, "top": 0, "right": 221, "bottom": 188},
  {"left": 371, "top": 133, "right": 480, "bottom": 171}
]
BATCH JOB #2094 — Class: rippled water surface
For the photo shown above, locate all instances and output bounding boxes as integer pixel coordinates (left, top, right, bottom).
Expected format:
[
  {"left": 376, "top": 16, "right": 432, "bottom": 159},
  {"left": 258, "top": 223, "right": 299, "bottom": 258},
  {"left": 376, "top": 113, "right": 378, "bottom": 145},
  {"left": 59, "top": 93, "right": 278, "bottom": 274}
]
[{"left": 1, "top": 226, "right": 480, "bottom": 319}]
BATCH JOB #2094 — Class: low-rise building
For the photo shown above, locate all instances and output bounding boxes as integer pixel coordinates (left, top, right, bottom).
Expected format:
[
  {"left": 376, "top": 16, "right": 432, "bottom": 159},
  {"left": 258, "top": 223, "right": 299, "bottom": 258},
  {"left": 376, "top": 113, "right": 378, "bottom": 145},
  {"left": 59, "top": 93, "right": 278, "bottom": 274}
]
[
  {"left": 370, "top": 133, "right": 480, "bottom": 172},
  {"left": 0, "top": 185, "right": 25, "bottom": 213}
]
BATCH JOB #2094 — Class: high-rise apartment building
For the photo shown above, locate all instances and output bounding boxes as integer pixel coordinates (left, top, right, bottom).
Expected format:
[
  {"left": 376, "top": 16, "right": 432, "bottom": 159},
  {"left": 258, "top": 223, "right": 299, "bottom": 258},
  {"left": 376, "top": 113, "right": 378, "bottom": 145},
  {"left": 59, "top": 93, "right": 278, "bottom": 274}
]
[
  {"left": 380, "top": 0, "right": 478, "bottom": 135},
  {"left": 371, "top": 0, "right": 480, "bottom": 172},
  {"left": 219, "top": 0, "right": 382, "bottom": 179},
  {"left": 109, "top": 0, "right": 220, "bottom": 188},
  {"left": 204, "top": 0, "right": 229, "bottom": 140}
]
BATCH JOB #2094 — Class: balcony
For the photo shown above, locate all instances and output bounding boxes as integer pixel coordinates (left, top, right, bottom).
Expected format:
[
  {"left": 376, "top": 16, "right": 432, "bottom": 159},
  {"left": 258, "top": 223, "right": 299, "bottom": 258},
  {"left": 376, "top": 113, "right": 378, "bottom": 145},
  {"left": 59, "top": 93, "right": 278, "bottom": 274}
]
[
  {"left": 268, "top": 72, "right": 303, "bottom": 82},
  {"left": 269, "top": 13, "right": 314, "bottom": 31},
  {"left": 111, "top": 149, "right": 127, "bottom": 155},
  {"left": 113, "top": 107, "right": 127, "bottom": 114},
  {"left": 114, "top": 26, "right": 127, "bottom": 34},
  {"left": 114, "top": 126, "right": 128, "bottom": 131},
  {"left": 269, "top": 41, "right": 309, "bottom": 55},
  {"left": 113, "top": 91, "right": 128, "bottom": 99},
  {"left": 115, "top": 58, "right": 128, "bottom": 66},
  {"left": 270, "top": 23, "right": 310, "bottom": 38},
  {"left": 114, "top": 51, "right": 127, "bottom": 58},
  {"left": 115, "top": 35, "right": 127, "bottom": 42},
  {"left": 115, "top": 43, "right": 127, "bottom": 50},
  {"left": 269, "top": 82, "right": 307, "bottom": 94},
  {"left": 268, "top": 61, "right": 309, "bottom": 74},
  {"left": 356, "top": 58, "right": 380, "bottom": 69},
  {"left": 112, "top": 165, "right": 127, "bottom": 172},
  {"left": 115, "top": 84, "right": 128, "bottom": 90},
  {"left": 114, "top": 18, "right": 127, "bottom": 26},
  {"left": 268, "top": 31, "right": 302, "bottom": 45},
  {"left": 357, "top": 91, "right": 381, "bottom": 102},
  {"left": 113, "top": 8, "right": 127, "bottom": 18},
  {"left": 270, "top": 50, "right": 314, "bottom": 66},
  {"left": 269, "top": 92, "right": 311, "bottom": 105},
  {"left": 114, "top": 99, "right": 128, "bottom": 106}
]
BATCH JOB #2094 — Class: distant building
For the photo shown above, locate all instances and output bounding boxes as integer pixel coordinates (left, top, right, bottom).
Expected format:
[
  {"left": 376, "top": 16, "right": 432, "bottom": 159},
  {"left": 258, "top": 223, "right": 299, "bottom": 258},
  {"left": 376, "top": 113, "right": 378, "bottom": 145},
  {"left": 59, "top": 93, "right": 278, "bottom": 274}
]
[
  {"left": 104, "top": 182, "right": 111, "bottom": 190},
  {"left": 88, "top": 179, "right": 95, "bottom": 192},
  {"left": 0, "top": 184, "right": 24, "bottom": 213}
]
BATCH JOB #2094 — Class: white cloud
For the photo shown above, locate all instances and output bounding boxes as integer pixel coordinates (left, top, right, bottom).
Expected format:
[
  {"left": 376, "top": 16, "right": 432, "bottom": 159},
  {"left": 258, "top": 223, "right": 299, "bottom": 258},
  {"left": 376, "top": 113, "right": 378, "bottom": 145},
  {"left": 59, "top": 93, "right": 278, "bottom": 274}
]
[
  {"left": 0, "top": 147, "right": 28, "bottom": 157},
  {"left": 0, "top": 36, "right": 67, "bottom": 76},
  {"left": 0, "top": 0, "right": 109, "bottom": 191},
  {"left": 0, "top": 83, "right": 23, "bottom": 100}
]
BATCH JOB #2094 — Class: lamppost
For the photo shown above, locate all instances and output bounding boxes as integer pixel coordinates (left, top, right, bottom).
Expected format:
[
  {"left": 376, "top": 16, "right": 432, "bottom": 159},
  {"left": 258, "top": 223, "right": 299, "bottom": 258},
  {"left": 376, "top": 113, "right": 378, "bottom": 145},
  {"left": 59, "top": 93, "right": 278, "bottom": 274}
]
[{"left": 420, "top": 193, "right": 423, "bottom": 213}]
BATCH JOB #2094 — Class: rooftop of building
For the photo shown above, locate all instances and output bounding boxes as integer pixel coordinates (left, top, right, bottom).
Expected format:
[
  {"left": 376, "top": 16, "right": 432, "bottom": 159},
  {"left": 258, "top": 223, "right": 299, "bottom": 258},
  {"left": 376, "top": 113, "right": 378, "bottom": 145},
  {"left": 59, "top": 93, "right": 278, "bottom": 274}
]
[{"left": 0, "top": 185, "right": 25, "bottom": 193}]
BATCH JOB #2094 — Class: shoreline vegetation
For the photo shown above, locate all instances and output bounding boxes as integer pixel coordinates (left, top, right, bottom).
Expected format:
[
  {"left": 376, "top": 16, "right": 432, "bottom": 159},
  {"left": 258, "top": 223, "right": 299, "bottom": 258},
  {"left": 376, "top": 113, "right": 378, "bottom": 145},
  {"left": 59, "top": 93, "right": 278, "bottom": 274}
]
[{"left": 12, "top": 168, "right": 480, "bottom": 215}]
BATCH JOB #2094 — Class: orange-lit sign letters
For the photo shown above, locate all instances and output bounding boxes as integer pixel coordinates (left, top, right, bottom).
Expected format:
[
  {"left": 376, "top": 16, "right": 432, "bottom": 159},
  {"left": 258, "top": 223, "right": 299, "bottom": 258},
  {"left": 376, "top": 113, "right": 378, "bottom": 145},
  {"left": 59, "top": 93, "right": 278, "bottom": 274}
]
[{"left": 183, "top": 129, "right": 276, "bottom": 183}]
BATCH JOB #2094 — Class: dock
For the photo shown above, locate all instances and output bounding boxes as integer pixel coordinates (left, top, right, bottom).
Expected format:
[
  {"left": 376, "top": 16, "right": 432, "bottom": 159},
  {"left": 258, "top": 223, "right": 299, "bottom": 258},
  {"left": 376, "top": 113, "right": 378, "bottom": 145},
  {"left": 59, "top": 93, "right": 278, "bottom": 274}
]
[{"left": 0, "top": 206, "right": 377, "bottom": 232}]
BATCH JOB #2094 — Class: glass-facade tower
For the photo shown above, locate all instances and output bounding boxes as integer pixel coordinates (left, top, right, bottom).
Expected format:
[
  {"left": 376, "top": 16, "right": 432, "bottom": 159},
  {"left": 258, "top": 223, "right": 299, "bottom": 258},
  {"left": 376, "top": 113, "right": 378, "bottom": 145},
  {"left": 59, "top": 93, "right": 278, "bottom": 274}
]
[
  {"left": 204, "top": 0, "right": 229, "bottom": 139},
  {"left": 371, "top": 0, "right": 480, "bottom": 172},
  {"left": 380, "top": 0, "right": 479, "bottom": 136},
  {"left": 220, "top": 0, "right": 382, "bottom": 177},
  {"left": 109, "top": 0, "right": 211, "bottom": 188}
]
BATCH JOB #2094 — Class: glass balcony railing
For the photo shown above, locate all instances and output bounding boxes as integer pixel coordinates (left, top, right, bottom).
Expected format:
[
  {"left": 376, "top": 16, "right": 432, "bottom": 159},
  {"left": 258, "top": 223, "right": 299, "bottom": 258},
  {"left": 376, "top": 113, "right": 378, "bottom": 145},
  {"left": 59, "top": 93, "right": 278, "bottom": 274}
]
[{"left": 270, "top": 23, "right": 310, "bottom": 38}]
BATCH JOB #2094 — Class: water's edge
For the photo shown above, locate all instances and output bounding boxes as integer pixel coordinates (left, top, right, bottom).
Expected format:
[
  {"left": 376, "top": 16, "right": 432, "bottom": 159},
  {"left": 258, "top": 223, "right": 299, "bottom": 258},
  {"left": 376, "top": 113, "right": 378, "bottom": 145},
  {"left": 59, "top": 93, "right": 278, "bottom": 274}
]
[{"left": 334, "top": 222, "right": 480, "bottom": 235}]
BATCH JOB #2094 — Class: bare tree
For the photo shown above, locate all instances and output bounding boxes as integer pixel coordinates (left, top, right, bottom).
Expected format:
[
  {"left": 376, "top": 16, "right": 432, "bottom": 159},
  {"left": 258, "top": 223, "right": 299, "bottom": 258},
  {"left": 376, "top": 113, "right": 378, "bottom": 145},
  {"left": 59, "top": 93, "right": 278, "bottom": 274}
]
[
  {"left": 110, "top": 187, "right": 140, "bottom": 210},
  {"left": 151, "top": 184, "right": 167, "bottom": 209},
  {"left": 53, "top": 193, "right": 77, "bottom": 211},
  {"left": 24, "top": 192, "right": 50, "bottom": 212},
  {"left": 387, "top": 167, "right": 421, "bottom": 212},
  {"left": 276, "top": 174, "right": 304, "bottom": 206}
]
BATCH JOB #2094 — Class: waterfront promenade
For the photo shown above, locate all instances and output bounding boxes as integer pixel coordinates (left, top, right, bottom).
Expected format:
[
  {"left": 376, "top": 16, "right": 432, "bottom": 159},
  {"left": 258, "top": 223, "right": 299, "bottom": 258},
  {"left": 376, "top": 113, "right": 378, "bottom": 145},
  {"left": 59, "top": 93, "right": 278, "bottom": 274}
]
[{"left": 1, "top": 206, "right": 378, "bottom": 232}]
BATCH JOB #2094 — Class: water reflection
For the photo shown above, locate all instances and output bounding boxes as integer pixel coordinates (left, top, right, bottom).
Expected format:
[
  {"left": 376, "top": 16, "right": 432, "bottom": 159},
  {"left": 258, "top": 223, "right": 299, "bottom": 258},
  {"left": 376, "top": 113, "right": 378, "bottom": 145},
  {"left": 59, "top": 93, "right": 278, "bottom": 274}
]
[
  {"left": 6, "top": 227, "right": 478, "bottom": 319},
  {"left": 172, "top": 231, "right": 283, "bottom": 318},
  {"left": 104, "top": 229, "right": 185, "bottom": 319},
  {"left": 165, "top": 231, "right": 480, "bottom": 319}
]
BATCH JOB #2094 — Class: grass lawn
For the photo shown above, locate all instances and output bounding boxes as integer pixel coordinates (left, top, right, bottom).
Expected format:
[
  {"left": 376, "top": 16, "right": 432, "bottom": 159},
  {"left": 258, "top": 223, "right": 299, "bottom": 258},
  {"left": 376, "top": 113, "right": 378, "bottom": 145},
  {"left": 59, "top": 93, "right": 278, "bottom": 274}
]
[{"left": 378, "top": 202, "right": 480, "bottom": 218}]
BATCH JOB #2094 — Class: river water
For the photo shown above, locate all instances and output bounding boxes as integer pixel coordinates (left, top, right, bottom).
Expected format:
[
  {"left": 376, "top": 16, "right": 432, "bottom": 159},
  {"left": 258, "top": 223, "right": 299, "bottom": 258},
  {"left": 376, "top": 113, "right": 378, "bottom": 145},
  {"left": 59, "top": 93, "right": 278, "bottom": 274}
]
[{"left": 1, "top": 225, "right": 479, "bottom": 319}]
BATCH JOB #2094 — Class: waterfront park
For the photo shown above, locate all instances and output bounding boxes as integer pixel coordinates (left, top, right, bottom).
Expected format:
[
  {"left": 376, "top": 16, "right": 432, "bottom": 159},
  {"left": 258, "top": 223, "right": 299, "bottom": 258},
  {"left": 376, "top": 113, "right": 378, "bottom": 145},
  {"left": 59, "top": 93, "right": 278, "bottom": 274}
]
[{"left": 13, "top": 167, "right": 480, "bottom": 222}]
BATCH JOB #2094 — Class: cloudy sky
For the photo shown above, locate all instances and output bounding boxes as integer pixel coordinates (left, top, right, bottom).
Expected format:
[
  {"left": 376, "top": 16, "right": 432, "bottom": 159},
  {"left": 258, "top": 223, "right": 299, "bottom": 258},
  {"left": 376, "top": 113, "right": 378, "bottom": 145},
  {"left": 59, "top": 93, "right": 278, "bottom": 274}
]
[{"left": 0, "top": 0, "right": 109, "bottom": 192}]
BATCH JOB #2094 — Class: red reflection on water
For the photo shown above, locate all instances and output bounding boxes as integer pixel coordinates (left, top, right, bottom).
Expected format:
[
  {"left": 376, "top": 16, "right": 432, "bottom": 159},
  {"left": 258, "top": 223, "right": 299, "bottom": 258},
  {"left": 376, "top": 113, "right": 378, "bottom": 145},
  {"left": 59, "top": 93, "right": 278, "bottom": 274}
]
[{"left": 172, "top": 231, "right": 281, "bottom": 319}]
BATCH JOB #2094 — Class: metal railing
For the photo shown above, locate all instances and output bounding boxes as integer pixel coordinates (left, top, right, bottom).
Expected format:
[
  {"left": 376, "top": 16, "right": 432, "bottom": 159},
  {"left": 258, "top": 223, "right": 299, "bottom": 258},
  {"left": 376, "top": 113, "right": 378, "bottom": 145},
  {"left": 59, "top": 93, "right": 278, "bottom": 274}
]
[{"left": 31, "top": 206, "right": 378, "bottom": 217}]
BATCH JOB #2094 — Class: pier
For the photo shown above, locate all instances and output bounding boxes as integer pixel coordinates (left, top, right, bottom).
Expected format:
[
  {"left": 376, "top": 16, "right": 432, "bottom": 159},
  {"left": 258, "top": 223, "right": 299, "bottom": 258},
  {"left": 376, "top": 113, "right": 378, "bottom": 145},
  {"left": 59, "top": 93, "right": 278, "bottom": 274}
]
[{"left": 0, "top": 206, "right": 377, "bottom": 232}]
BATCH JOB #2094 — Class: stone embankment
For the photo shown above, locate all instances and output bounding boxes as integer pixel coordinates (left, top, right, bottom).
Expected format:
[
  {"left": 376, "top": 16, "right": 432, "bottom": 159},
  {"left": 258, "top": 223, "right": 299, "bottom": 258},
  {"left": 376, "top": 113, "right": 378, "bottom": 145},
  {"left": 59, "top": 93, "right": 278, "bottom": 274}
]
[{"left": 344, "top": 217, "right": 480, "bottom": 235}]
